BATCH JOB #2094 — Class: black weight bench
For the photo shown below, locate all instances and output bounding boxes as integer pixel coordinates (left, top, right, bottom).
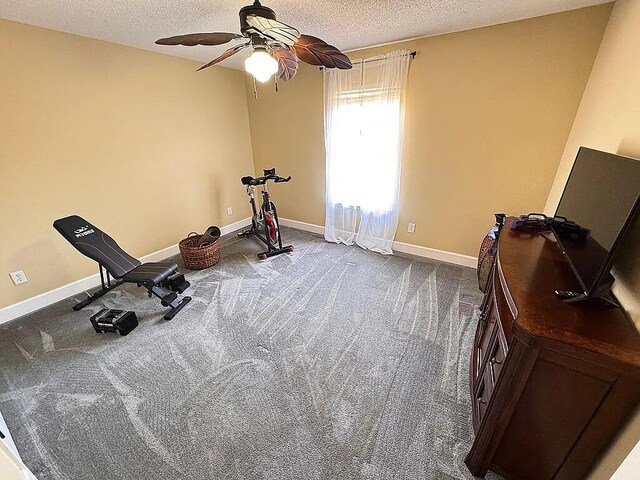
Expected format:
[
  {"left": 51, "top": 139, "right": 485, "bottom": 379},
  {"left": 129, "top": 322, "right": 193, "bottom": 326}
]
[{"left": 54, "top": 215, "right": 192, "bottom": 320}]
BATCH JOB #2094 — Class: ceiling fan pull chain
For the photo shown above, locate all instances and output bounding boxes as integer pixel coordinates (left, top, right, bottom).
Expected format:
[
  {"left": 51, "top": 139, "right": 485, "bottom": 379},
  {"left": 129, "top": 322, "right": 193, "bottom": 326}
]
[
  {"left": 275, "top": 77, "right": 279, "bottom": 93},
  {"left": 253, "top": 77, "right": 258, "bottom": 99}
]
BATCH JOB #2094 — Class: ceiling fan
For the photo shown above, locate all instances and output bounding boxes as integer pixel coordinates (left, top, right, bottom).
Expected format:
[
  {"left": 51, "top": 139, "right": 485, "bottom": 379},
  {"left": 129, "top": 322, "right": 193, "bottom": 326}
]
[{"left": 156, "top": 0, "right": 353, "bottom": 84}]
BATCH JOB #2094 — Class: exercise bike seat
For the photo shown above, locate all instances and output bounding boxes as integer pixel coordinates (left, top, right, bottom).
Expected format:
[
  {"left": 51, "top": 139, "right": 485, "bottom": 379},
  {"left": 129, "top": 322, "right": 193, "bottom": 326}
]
[{"left": 122, "top": 263, "right": 178, "bottom": 286}]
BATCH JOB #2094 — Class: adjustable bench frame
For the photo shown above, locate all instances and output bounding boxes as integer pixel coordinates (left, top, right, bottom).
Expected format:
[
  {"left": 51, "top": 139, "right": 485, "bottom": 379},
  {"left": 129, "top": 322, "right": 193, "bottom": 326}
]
[
  {"left": 74, "top": 264, "right": 191, "bottom": 320},
  {"left": 54, "top": 215, "right": 192, "bottom": 320},
  {"left": 73, "top": 264, "right": 124, "bottom": 311}
]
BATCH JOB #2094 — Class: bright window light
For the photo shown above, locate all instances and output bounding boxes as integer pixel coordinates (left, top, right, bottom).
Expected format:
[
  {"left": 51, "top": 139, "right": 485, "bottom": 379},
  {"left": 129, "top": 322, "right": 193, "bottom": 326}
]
[{"left": 327, "top": 98, "right": 401, "bottom": 211}]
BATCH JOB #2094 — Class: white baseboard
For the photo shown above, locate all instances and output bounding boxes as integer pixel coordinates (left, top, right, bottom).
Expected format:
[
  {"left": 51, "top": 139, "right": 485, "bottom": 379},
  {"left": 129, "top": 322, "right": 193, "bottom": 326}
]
[
  {"left": 220, "top": 217, "right": 252, "bottom": 236},
  {"left": 0, "top": 218, "right": 251, "bottom": 326},
  {"left": 391, "top": 241, "right": 477, "bottom": 268},
  {"left": 280, "top": 217, "right": 477, "bottom": 268},
  {"left": 279, "top": 218, "right": 325, "bottom": 235}
]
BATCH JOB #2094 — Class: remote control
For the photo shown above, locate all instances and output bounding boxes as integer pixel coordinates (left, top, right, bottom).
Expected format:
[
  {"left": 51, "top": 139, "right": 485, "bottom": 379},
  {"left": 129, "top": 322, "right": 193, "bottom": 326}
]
[{"left": 554, "top": 290, "right": 586, "bottom": 300}]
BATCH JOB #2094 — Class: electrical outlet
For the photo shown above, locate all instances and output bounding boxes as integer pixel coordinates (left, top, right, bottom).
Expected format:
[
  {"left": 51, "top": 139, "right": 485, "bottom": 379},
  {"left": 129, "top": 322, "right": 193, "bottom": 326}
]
[
  {"left": 408, "top": 223, "right": 416, "bottom": 234},
  {"left": 227, "top": 207, "right": 233, "bottom": 216},
  {"left": 10, "top": 271, "right": 28, "bottom": 285}
]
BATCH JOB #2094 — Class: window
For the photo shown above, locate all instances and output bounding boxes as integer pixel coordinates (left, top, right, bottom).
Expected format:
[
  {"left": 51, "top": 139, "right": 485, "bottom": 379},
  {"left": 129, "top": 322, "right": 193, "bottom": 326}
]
[
  {"left": 327, "top": 89, "right": 401, "bottom": 211},
  {"left": 324, "top": 50, "right": 411, "bottom": 253}
]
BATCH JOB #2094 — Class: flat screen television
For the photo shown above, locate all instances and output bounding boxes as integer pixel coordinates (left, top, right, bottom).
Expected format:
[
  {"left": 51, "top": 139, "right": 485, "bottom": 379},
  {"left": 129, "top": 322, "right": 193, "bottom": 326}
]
[{"left": 552, "top": 147, "right": 640, "bottom": 302}]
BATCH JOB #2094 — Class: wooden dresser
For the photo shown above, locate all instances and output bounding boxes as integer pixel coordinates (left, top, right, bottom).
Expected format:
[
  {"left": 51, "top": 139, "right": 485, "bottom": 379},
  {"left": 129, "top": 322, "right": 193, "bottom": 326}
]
[{"left": 465, "top": 224, "right": 640, "bottom": 480}]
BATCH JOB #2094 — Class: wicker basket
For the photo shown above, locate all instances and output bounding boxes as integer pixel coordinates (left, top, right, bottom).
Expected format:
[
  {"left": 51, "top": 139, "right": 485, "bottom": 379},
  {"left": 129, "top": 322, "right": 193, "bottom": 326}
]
[{"left": 179, "top": 232, "right": 220, "bottom": 270}]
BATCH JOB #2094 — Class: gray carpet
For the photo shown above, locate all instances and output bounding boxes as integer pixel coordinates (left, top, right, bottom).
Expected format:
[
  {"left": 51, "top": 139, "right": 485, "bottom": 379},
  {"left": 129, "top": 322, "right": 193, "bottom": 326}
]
[{"left": 0, "top": 228, "right": 497, "bottom": 480}]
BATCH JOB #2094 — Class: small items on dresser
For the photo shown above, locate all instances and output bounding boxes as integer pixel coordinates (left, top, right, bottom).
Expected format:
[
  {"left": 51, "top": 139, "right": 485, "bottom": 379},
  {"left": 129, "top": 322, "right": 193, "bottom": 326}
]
[
  {"left": 509, "top": 213, "right": 552, "bottom": 232},
  {"left": 510, "top": 213, "right": 591, "bottom": 240}
]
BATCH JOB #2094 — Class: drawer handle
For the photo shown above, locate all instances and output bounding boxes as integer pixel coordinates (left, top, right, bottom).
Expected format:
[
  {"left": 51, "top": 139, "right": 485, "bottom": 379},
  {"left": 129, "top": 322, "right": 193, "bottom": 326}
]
[
  {"left": 490, "top": 357, "right": 502, "bottom": 366},
  {"left": 477, "top": 396, "right": 487, "bottom": 405}
]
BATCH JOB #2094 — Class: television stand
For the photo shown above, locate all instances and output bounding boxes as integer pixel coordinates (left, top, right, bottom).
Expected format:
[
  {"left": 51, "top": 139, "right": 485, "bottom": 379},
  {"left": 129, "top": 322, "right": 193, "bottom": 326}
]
[{"left": 465, "top": 224, "right": 640, "bottom": 480}]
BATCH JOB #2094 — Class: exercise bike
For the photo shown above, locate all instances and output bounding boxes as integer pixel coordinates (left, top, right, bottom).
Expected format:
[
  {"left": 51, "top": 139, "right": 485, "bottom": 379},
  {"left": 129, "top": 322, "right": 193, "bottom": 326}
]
[{"left": 238, "top": 168, "right": 294, "bottom": 259}]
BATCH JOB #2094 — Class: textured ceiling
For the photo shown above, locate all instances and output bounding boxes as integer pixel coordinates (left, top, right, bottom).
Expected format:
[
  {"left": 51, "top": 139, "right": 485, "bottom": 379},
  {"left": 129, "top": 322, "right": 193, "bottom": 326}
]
[{"left": 0, "top": 0, "right": 611, "bottom": 70}]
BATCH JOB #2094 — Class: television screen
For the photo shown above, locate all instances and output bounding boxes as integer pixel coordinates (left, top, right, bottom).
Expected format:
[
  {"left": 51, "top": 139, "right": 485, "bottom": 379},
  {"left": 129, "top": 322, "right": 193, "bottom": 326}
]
[{"left": 553, "top": 147, "right": 640, "bottom": 297}]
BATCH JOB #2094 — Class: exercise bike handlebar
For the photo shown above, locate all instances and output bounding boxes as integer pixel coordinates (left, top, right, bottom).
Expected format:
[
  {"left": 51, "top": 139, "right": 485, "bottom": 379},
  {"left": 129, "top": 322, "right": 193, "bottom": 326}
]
[
  {"left": 241, "top": 174, "right": 291, "bottom": 186},
  {"left": 274, "top": 176, "right": 292, "bottom": 183}
]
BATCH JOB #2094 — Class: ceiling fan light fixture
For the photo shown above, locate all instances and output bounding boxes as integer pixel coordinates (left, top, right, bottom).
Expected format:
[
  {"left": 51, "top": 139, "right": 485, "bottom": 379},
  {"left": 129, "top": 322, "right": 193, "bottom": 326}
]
[{"left": 245, "top": 48, "right": 278, "bottom": 83}]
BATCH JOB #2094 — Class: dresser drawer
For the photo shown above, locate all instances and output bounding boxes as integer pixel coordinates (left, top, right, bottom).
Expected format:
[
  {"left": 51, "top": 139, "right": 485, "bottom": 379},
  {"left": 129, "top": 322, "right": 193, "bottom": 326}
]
[
  {"left": 494, "top": 260, "right": 515, "bottom": 340},
  {"left": 476, "top": 298, "right": 498, "bottom": 380},
  {"left": 473, "top": 370, "right": 493, "bottom": 427},
  {"left": 486, "top": 333, "right": 506, "bottom": 386}
]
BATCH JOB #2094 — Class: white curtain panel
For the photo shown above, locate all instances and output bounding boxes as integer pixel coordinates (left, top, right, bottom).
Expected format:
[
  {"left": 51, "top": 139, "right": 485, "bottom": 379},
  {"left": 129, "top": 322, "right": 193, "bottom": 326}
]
[{"left": 323, "top": 50, "right": 411, "bottom": 254}]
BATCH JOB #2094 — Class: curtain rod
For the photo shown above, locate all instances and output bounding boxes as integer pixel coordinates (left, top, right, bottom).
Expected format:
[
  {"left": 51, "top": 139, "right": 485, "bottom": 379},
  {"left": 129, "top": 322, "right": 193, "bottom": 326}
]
[{"left": 319, "top": 51, "right": 416, "bottom": 70}]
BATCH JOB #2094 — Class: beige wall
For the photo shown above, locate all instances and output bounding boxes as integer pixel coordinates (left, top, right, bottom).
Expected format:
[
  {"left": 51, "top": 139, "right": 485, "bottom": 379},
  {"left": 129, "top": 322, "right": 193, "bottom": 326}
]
[
  {"left": 246, "top": 5, "right": 612, "bottom": 257},
  {"left": 246, "top": 63, "right": 327, "bottom": 227},
  {"left": 0, "top": 19, "right": 255, "bottom": 309},
  {"left": 542, "top": 1, "right": 640, "bottom": 477}
]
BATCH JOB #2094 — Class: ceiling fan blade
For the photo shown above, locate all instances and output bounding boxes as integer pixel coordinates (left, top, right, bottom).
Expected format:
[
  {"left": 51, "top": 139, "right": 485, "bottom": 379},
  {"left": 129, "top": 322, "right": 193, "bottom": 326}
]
[
  {"left": 293, "top": 35, "right": 352, "bottom": 70},
  {"left": 269, "top": 46, "right": 299, "bottom": 81},
  {"left": 197, "top": 43, "right": 250, "bottom": 72},
  {"left": 246, "top": 15, "right": 300, "bottom": 46},
  {"left": 156, "top": 32, "right": 242, "bottom": 47}
]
